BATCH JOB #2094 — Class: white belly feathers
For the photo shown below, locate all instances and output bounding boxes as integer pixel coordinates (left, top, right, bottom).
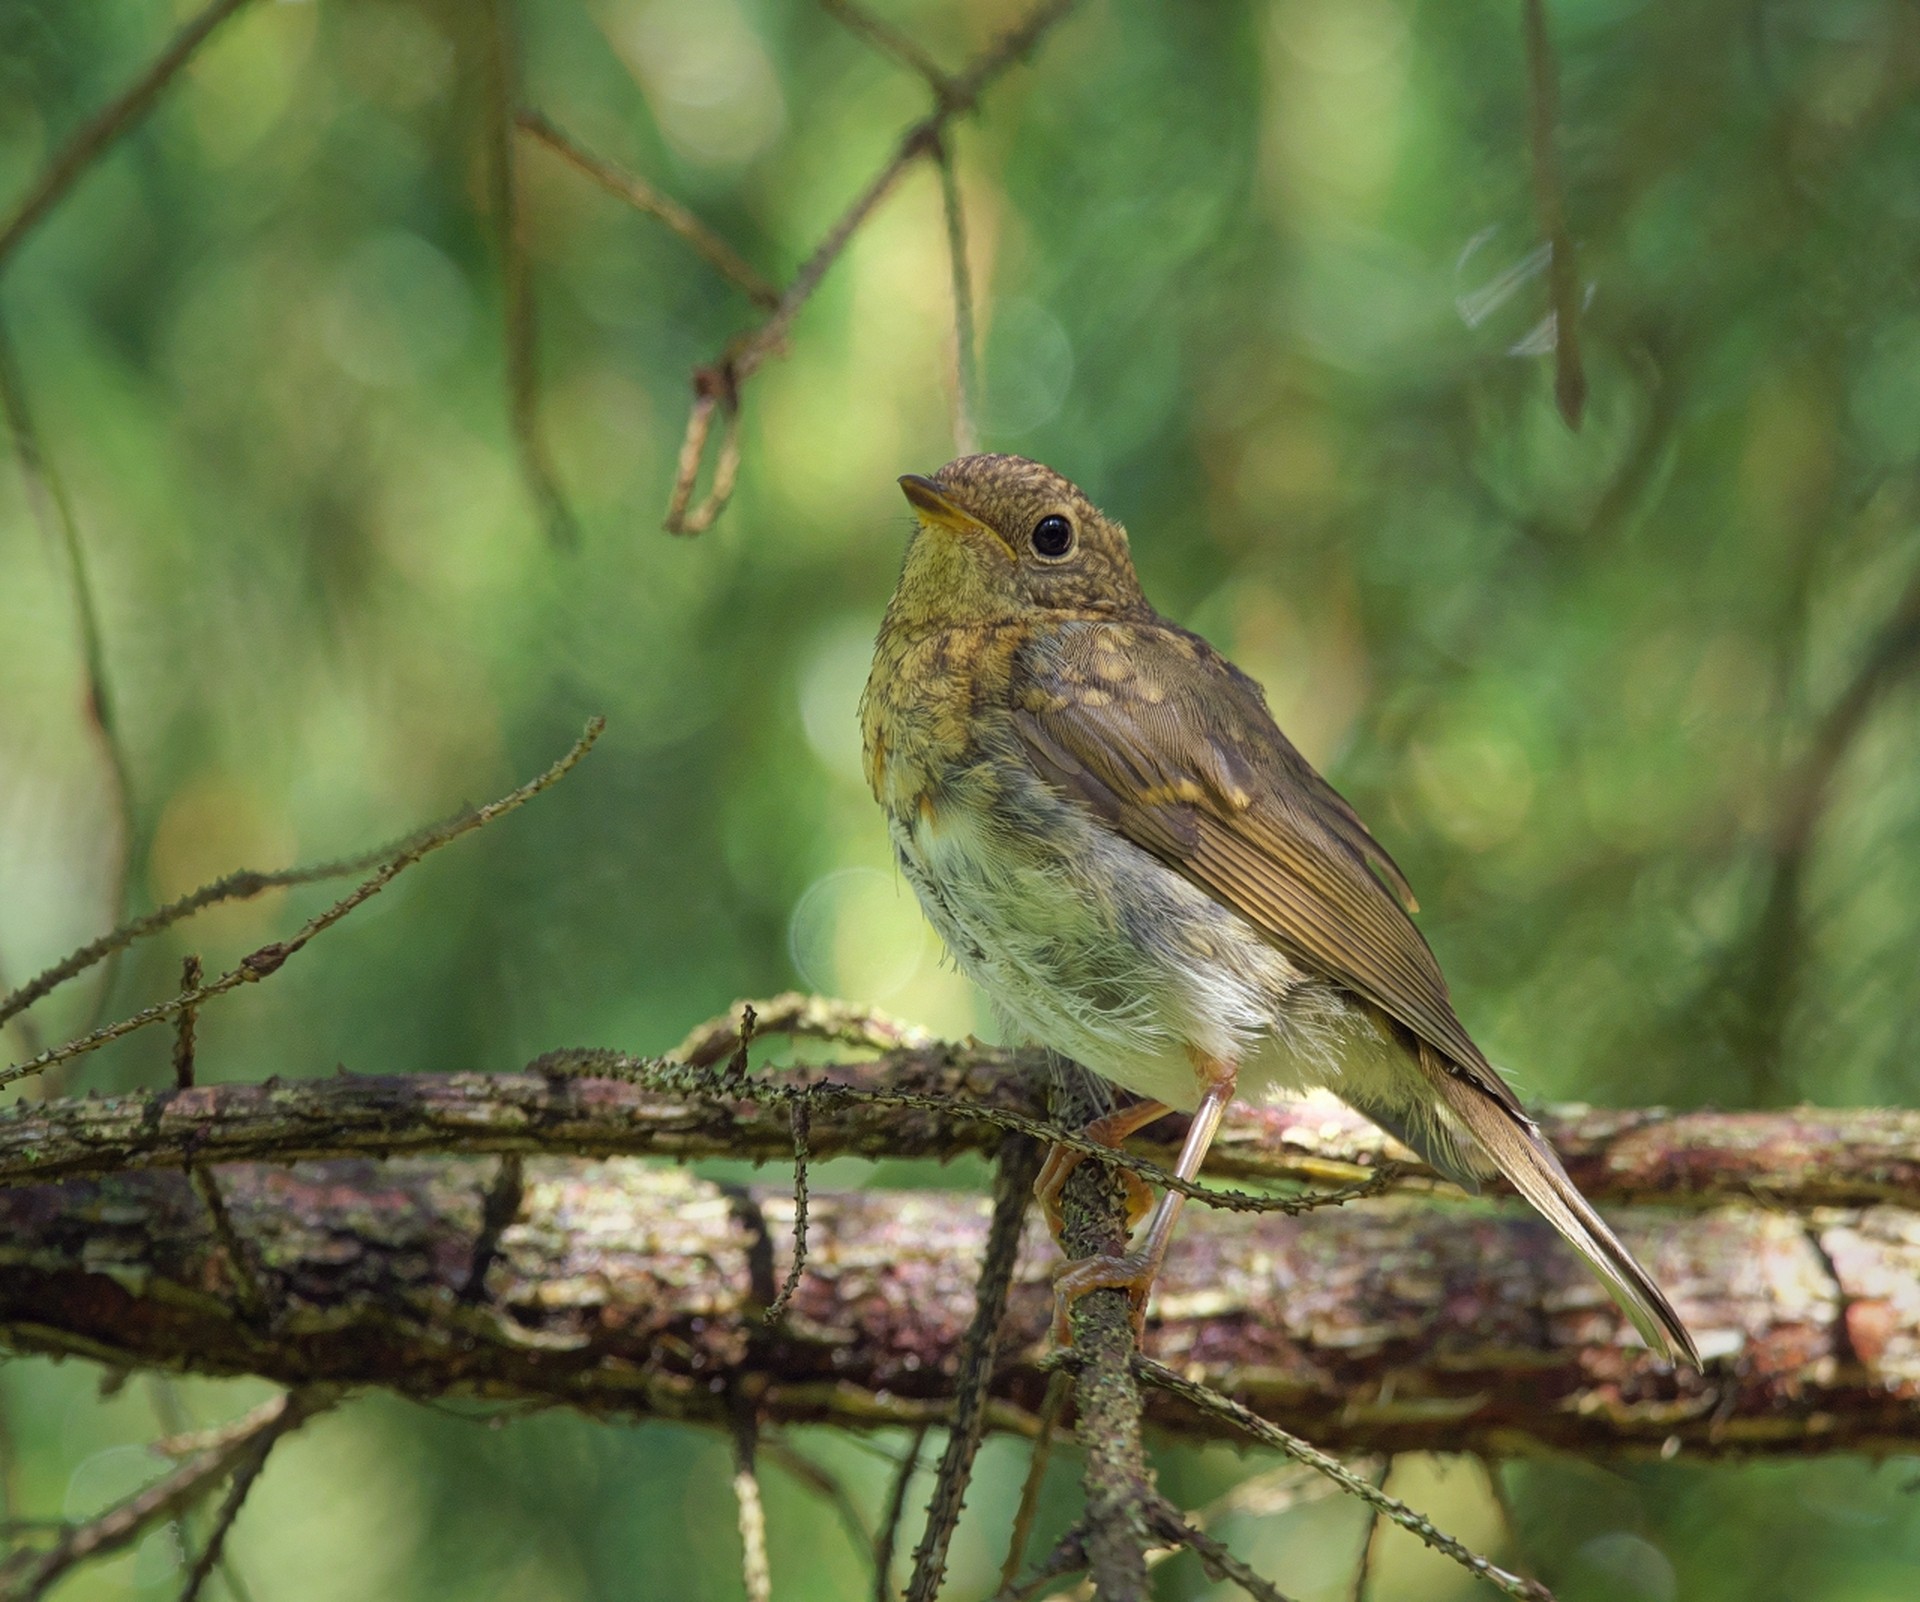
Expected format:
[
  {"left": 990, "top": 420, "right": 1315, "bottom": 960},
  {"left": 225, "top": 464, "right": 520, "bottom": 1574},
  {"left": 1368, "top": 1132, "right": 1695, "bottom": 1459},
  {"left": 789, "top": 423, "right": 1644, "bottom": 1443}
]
[{"left": 891, "top": 781, "right": 1402, "bottom": 1114}]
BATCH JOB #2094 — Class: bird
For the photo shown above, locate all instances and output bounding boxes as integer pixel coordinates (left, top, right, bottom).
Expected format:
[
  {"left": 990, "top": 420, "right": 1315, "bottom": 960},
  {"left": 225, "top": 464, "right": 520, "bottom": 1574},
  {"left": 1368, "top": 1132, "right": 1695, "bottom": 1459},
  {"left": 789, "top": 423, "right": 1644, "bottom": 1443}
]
[{"left": 859, "top": 451, "right": 1697, "bottom": 1365}]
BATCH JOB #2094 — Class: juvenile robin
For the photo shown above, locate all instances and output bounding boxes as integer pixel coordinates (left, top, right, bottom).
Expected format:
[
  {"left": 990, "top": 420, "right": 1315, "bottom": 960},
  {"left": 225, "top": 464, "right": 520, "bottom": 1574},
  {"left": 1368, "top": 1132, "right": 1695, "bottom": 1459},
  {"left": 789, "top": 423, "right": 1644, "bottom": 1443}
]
[{"left": 859, "top": 453, "right": 1696, "bottom": 1365}]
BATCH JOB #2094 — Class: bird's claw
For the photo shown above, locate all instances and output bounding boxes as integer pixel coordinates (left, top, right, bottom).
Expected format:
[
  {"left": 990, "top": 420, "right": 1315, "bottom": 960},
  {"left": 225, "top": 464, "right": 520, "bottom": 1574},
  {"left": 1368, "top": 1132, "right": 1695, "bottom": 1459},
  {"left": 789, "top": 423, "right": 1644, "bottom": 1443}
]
[{"left": 1051, "top": 1249, "right": 1157, "bottom": 1345}]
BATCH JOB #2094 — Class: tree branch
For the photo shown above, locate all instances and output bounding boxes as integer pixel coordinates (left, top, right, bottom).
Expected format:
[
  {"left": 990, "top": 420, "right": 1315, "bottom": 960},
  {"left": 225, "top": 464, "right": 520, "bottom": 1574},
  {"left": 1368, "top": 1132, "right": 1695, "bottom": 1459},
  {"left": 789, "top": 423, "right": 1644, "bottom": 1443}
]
[
  {"left": 2, "top": 1052, "right": 1915, "bottom": 1210},
  {"left": 3, "top": 1151, "right": 1917, "bottom": 1457}
]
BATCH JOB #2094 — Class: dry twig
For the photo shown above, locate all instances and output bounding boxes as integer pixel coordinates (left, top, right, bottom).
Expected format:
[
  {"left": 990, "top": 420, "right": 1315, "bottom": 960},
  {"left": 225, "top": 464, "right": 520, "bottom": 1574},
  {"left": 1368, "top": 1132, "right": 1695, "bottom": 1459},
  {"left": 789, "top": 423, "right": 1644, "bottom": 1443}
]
[
  {"left": 0, "top": 719, "right": 602, "bottom": 1089},
  {"left": 904, "top": 1134, "right": 1046, "bottom": 1602},
  {"left": 0, "top": 1390, "right": 331, "bottom": 1602},
  {"left": 1135, "top": 1360, "right": 1553, "bottom": 1602},
  {"left": 1522, "top": 0, "right": 1585, "bottom": 427},
  {"left": 658, "top": 0, "right": 1079, "bottom": 532},
  {"left": 0, "top": 0, "right": 258, "bottom": 267},
  {"left": 516, "top": 113, "right": 779, "bottom": 307},
  {"left": 478, "top": 0, "right": 577, "bottom": 548},
  {"left": 872, "top": 1424, "right": 928, "bottom": 1602}
]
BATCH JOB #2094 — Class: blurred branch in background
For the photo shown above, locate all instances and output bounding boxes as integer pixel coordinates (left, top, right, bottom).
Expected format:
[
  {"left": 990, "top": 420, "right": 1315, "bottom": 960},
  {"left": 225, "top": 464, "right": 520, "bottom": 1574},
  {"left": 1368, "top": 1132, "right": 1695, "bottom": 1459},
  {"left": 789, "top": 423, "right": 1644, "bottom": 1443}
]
[
  {"left": 479, "top": 0, "right": 579, "bottom": 549},
  {"left": 601, "top": 0, "right": 1079, "bottom": 533},
  {"left": 0, "top": 1388, "right": 334, "bottom": 1602},
  {"left": 516, "top": 112, "right": 781, "bottom": 308},
  {"left": 0, "top": 321, "right": 134, "bottom": 1086},
  {"left": 0, "top": 0, "right": 256, "bottom": 267},
  {"left": 0, "top": 720, "right": 602, "bottom": 1092},
  {"left": 1731, "top": 564, "right": 1920, "bottom": 1103},
  {"left": 1520, "top": 0, "right": 1584, "bottom": 429}
]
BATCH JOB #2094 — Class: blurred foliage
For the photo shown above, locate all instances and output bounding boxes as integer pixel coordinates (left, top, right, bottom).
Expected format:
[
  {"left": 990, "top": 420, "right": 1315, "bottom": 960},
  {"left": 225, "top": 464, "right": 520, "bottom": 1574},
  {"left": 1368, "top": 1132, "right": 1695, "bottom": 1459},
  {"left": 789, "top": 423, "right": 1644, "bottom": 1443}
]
[{"left": 3, "top": 0, "right": 1920, "bottom": 1597}]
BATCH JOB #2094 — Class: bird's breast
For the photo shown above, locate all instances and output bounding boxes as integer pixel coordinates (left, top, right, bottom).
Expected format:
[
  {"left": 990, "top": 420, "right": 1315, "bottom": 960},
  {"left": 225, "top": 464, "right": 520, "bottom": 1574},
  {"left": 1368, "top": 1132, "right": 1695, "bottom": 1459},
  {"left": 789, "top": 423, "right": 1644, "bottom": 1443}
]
[{"left": 859, "top": 620, "right": 1021, "bottom": 819}]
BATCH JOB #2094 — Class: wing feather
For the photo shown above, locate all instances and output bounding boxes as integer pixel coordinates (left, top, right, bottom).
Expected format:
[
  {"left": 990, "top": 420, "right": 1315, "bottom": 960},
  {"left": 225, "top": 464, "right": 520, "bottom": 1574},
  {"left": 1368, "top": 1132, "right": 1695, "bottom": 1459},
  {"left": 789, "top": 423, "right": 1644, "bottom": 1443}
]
[{"left": 1009, "top": 620, "right": 1514, "bottom": 1107}]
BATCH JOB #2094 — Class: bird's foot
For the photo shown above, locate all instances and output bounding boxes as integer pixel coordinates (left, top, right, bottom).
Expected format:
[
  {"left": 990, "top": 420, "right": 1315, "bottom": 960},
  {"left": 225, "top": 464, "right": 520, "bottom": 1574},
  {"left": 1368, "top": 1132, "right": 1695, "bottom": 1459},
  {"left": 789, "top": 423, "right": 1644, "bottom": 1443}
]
[
  {"left": 1034, "top": 1100, "right": 1172, "bottom": 1241},
  {"left": 1051, "top": 1249, "right": 1160, "bottom": 1345},
  {"left": 1037, "top": 1149, "right": 1155, "bottom": 1240}
]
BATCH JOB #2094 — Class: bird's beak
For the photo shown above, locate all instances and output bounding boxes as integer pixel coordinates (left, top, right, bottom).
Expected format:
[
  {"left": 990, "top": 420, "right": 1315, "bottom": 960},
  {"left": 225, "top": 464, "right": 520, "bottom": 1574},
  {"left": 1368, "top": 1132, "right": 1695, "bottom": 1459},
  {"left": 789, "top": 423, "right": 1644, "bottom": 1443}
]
[{"left": 898, "top": 474, "right": 1016, "bottom": 559}]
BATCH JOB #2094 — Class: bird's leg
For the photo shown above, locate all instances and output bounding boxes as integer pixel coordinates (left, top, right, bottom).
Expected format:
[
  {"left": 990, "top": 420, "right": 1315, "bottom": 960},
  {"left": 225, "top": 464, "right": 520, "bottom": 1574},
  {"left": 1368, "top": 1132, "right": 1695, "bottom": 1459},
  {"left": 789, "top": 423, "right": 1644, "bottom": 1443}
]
[
  {"left": 1051, "top": 1057, "right": 1237, "bottom": 1345},
  {"left": 1034, "top": 1098, "right": 1172, "bottom": 1240}
]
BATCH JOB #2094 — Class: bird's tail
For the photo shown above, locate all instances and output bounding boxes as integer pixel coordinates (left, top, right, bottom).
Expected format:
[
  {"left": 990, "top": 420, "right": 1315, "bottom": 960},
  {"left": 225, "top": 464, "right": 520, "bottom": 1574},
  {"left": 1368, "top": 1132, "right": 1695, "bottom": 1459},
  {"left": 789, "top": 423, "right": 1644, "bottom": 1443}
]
[{"left": 1419, "top": 1049, "right": 1700, "bottom": 1368}]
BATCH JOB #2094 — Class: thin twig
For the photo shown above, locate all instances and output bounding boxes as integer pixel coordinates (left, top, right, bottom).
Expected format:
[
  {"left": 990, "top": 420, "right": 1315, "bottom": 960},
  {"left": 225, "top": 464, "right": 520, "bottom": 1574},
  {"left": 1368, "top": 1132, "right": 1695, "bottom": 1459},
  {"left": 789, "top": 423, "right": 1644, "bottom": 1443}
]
[
  {"left": 905, "top": 1132, "right": 1046, "bottom": 1601},
  {"left": 998, "top": 1369, "right": 1072, "bottom": 1594},
  {"left": 515, "top": 112, "right": 779, "bottom": 307},
  {"left": 731, "top": 1414, "right": 772, "bottom": 1602},
  {"left": 766, "top": 1097, "right": 811, "bottom": 1323},
  {"left": 0, "top": 318, "right": 136, "bottom": 1078},
  {"left": 479, "top": 0, "right": 576, "bottom": 547},
  {"left": 0, "top": 818, "right": 486, "bottom": 1033},
  {"left": 173, "top": 1424, "right": 280, "bottom": 1602},
  {"left": 189, "top": 1168, "right": 267, "bottom": 1325},
  {"left": 1345, "top": 1458, "right": 1390, "bottom": 1602},
  {"left": 872, "top": 1423, "right": 928, "bottom": 1602},
  {"left": 0, "top": 1390, "right": 331, "bottom": 1601},
  {"left": 1134, "top": 1359, "right": 1553, "bottom": 1602},
  {"left": 822, "top": 0, "right": 960, "bottom": 100},
  {"left": 933, "top": 134, "right": 980, "bottom": 454},
  {"left": 170, "top": 957, "right": 202, "bottom": 1090},
  {"left": 1522, "top": 0, "right": 1585, "bottom": 428},
  {"left": 760, "top": 1440, "right": 873, "bottom": 1571},
  {"left": 674, "top": 993, "right": 935, "bottom": 1068},
  {"left": 0, "top": 0, "right": 258, "bottom": 267},
  {"left": 0, "top": 719, "right": 603, "bottom": 1089},
  {"left": 662, "top": 0, "right": 1078, "bottom": 532},
  {"left": 992, "top": 1523, "right": 1088, "bottom": 1602},
  {"left": 1144, "top": 1496, "right": 1299, "bottom": 1602}
]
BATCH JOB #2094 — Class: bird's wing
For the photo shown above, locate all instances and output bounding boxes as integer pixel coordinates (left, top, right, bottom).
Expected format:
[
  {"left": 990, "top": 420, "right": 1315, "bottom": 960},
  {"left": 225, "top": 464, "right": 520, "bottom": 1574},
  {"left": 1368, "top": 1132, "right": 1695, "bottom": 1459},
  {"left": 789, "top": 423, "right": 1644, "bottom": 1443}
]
[{"left": 1008, "top": 618, "right": 1513, "bottom": 1103}]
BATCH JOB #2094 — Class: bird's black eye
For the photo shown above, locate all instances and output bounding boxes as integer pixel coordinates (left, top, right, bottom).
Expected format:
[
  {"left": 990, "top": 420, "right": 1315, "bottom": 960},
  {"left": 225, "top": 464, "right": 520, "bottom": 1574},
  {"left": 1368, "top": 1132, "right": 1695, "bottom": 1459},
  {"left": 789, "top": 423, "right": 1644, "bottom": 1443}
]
[{"left": 1030, "top": 514, "right": 1074, "bottom": 558}]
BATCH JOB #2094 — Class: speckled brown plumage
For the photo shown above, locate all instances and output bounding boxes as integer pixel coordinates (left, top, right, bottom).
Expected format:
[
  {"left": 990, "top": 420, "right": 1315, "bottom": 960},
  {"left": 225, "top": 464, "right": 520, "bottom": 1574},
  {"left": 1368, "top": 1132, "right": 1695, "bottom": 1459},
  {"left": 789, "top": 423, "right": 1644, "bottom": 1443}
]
[{"left": 860, "top": 452, "right": 1697, "bottom": 1364}]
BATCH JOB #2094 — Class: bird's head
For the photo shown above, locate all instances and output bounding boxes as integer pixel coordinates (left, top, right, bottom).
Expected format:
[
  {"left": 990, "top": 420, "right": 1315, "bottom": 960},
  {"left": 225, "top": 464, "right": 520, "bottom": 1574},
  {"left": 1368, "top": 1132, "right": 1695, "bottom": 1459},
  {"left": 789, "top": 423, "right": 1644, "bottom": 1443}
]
[{"left": 886, "top": 454, "right": 1148, "bottom": 626}]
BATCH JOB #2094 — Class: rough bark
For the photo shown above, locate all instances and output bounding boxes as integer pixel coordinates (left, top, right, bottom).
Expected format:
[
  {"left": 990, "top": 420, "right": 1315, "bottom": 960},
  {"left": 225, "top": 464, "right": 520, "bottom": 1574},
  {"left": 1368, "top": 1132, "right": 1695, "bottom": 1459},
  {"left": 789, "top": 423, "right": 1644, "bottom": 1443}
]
[
  {"left": 2, "top": 1056, "right": 1916, "bottom": 1207},
  {"left": 4, "top": 1152, "right": 1917, "bottom": 1458}
]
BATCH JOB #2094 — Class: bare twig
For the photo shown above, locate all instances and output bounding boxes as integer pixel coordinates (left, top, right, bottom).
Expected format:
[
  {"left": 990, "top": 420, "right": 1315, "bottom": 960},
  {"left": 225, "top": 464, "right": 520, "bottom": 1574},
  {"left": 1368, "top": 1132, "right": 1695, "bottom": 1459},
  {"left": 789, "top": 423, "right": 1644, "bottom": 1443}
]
[
  {"left": 760, "top": 1440, "right": 873, "bottom": 1571},
  {"left": 731, "top": 1415, "right": 772, "bottom": 1602},
  {"left": 993, "top": 1523, "right": 1087, "bottom": 1602},
  {"left": 674, "top": 992, "right": 935, "bottom": 1068},
  {"left": 0, "top": 0, "right": 258, "bottom": 268},
  {"left": 905, "top": 1133, "right": 1045, "bottom": 1602},
  {"left": 173, "top": 1422, "right": 280, "bottom": 1602},
  {"left": 933, "top": 135, "right": 980, "bottom": 454},
  {"left": 766, "top": 1097, "right": 812, "bottom": 1323},
  {"left": 515, "top": 113, "right": 779, "bottom": 307},
  {"left": 1733, "top": 563, "right": 1920, "bottom": 1100},
  {"left": 1143, "top": 1497, "right": 1298, "bottom": 1602},
  {"left": 822, "top": 0, "right": 959, "bottom": 99},
  {"left": 998, "top": 1369, "right": 1072, "bottom": 1593},
  {"left": 1522, "top": 0, "right": 1585, "bottom": 428},
  {"left": 1135, "top": 1360, "right": 1553, "bottom": 1602},
  {"left": 1046, "top": 1070, "right": 1153, "bottom": 1602},
  {"left": 662, "top": 0, "right": 1078, "bottom": 532},
  {"left": 170, "top": 957, "right": 202, "bottom": 1090},
  {"left": 872, "top": 1424, "right": 928, "bottom": 1602},
  {"left": 1344, "top": 1459, "right": 1390, "bottom": 1602},
  {"left": 478, "top": 0, "right": 576, "bottom": 548},
  {"left": 0, "top": 318, "right": 136, "bottom": 1080},
  {"left": 0, "top": 719, "right": 603, "bottom": 1089},
  {"left": 0, "top": 819, "right": 489, "bottom": 1034},
  {"left": 0, "top": 1390, "right": 331, "bottom": 1601}
]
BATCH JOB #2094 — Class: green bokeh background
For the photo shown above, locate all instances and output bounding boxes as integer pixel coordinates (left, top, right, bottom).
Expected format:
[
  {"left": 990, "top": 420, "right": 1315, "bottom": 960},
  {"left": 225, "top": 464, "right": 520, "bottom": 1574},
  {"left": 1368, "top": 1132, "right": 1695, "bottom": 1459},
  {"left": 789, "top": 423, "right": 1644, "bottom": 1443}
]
[{"left": 3, "top": 0, "right": 1919, "bottom": 1597}]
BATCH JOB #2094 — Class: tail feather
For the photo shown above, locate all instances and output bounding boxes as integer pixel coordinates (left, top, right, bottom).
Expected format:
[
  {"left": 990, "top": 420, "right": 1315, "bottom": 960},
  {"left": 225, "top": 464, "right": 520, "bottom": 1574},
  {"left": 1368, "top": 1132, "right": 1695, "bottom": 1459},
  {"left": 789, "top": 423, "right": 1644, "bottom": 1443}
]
[{"left": 1421, "top": 1052, "right": 1700, "bottom": 1367}]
